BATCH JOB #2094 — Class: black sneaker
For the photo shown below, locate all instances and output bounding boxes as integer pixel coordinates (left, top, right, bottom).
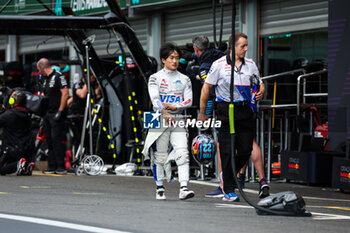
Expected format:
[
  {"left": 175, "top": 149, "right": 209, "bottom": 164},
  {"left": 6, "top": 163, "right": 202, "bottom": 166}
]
[
  {"left": 238, "top": 174, "right": 246, "bottom": 189},
  {"left": 55, "top": 168, "right": 67, "bottom": 175},
  {"left": 233, "top": 174, "right": 246, "bottom": 190},
  {"left": 43, "top": 169, "right": 55, "bottom": 174},
  {"left": 258, "top": 178, "right": 270, "bottom": 198}
]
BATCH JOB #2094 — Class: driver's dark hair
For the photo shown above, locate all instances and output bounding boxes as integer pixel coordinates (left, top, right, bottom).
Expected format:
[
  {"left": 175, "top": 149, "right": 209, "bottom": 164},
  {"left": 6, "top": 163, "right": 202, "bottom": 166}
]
[
  {"left": 13, "top": 90, "right": 26, "bottom": 107},
  {"left": 159, "top": 43, "right": 182, "bottom": 61}
]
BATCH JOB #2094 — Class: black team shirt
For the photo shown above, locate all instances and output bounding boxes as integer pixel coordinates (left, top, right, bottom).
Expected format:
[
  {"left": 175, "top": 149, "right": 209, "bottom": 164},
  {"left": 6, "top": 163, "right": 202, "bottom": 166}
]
[
  {"left": 43, "top": 70, "right": 68, "bottom": 113},
  {"left": 70, "top": 80, "right": 86, "bottom": 115}
]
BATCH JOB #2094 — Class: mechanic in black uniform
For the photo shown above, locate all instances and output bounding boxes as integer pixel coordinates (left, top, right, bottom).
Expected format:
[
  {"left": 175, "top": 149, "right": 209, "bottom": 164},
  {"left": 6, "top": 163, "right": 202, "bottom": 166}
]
[
  {"left": 69, "top": 78, "right": 86, "bottom": 116},
  {"left": 37, "top": 58, "right": 69, "bottom": 174},
  {"left": 69, "top": 72, "right": 101, "bottom": 116},
  {"left": 0, "top": 90, "right": 35, "bottom": 175},
  {"left": 67, "top": 72, "right": 101, "bottom": 149}
]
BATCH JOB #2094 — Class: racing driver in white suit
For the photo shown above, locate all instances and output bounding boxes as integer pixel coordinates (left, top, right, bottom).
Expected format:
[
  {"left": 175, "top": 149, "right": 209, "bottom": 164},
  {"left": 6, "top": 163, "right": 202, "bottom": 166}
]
[{"left": 142, "top": 43, "right": 195, "bottom": 200}]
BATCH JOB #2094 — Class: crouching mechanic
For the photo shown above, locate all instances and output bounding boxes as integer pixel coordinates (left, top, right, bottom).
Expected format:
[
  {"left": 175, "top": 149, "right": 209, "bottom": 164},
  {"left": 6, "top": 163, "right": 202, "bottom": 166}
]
[
  {"left": 142, "top": 43, "right": 195, "bottom": 200},
  {"left": 0, "top": 90, "right": 35, "bottom": 175}
]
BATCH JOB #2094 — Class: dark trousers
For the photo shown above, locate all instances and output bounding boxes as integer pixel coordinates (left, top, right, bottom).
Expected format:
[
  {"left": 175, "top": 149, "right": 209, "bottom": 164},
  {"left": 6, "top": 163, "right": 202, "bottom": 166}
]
[
  {"left": 0, "top": 145, "right": 33, "bottom": 175},
  {"left": 43, "top": 113, "right": 66, "bottom": 170},
  {"left": 216, "top": 102, "right": 254, "bottom": 194},
  {"left": 70, "top": 116, "right": 84, "bottom": 150}
]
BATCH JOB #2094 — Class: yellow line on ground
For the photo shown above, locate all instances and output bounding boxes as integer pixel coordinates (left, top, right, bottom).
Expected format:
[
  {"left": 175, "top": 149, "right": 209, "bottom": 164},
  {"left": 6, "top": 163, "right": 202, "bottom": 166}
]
[
  {"left": 20, "top": 186, "right": 51, "bottom": 189},
  {"left": 325, "top": 206, "right": 350, "bottom": 211},
  {"left": 0, "top": 192, "right": 9, "bottom": 194},
  {"left": 33, "top": 172, "right": 64, "bottom": 177}
]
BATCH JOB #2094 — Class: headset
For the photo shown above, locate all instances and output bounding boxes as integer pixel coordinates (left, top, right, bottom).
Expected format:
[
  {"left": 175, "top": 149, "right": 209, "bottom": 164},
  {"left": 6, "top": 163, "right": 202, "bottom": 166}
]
[{"left": 8, "top": 90, "right": 22, "bottom": 106}]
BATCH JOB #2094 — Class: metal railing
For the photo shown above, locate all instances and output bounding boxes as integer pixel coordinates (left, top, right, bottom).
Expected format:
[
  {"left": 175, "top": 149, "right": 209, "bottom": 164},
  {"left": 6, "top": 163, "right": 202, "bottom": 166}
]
[
  {"left": 296, "top": 69, "right": 328, "bottom": 115},
  {"left": 261, "top": 68, "right": 306, "bottom": 81},
  {"left": 255, "top": 68, "right": 328, "bottom": 182}
]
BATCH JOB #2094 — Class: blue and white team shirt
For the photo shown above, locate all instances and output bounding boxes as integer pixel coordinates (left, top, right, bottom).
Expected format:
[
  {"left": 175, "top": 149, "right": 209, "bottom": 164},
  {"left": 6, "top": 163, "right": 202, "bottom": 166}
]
[
  {"left": 205, "top": 55, "right": 261, "bottom": 103},
  {"left": 148, "top": 68, "right": 192, "bottom": 114}
]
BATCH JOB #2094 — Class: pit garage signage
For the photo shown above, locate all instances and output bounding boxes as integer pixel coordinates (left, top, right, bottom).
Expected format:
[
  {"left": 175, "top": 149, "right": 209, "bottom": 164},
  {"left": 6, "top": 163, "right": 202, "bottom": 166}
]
[
  {"left": 131, "top": 0, "right": 181, "bottom": 6},
  {"left": 1, "top": 0, "right": 184, "bottom": 15},
  {"left": 69, "top": 0, "right": 126, "bottom": 15},
  {"left": 69, "top": 0, "right": 127, "bottom": 15},
  {"left": 1, "top": 0, "right": 126, "bottom": 15}
]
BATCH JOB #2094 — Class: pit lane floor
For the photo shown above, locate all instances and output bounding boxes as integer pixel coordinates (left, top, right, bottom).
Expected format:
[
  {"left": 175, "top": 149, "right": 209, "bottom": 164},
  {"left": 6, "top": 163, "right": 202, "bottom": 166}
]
[{"left": 0, "top": 172, "right": 349, "bottom": 233}]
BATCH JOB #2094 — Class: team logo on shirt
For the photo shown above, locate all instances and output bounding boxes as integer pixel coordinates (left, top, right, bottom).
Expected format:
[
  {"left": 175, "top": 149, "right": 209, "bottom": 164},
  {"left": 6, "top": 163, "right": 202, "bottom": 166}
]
[
  {"left": 175, "top": 80, "right": 183, "bottom": 90},
  {"left": 49, "top": 75, "right": 56, "bottom": 88},
  {"left": 160, "top": 79, "right": 168, "bottom": 87},
  {"left": 59, "top": 75, "right": 67, "bottom": 87}
]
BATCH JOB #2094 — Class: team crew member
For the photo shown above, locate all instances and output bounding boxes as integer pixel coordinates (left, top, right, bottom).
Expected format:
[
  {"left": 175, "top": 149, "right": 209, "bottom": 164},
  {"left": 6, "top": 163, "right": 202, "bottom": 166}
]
[
  {"left": 68, "top": 73, "right": 101, "bottom": 116},
  {"left": 192, "top": 35, "right": 226, "bottom": 196},
  {"left": 68, "top": 73, "right": 102, "bottom": 150},
  {"left": 68, "top": 78, "right": 86, "bottom": 116},
  {"left": 68, "top": 73, "right": 101, "bottom": 117},
  {"left": 0, "top": 90, "right": 35, "bottom": 175},
  {"left": 142, "top": 43, "right": 195, "bottom": 200},
  {"left": 199, "top": 32, "right": 262, "bottom": 201},
  {"left": 37, "top": 58, "right": 69, "bottom": 175},
  {"left": 192, "top": 35, "right": 225, "bottom": 117}
]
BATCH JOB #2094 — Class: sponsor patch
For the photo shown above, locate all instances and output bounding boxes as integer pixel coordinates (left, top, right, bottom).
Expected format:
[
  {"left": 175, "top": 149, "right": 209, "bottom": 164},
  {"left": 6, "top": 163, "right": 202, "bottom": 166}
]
[
  {"left": 160, "top": 95, "right": 181, "bottom": 103},
  {"left": 49, "top": 76, "right": 56, "bottom": 88},
  {"left": 161, "top": 78, "right": 168, "bottom": 87}
]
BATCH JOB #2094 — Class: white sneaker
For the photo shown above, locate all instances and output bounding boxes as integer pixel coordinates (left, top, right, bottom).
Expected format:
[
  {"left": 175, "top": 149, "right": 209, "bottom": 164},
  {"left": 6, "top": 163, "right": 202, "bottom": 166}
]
[
  {"left": 16, "top": 158, "right": 27, "bottom": 176},
  {"left": 179, "top": 187, "right": 195, "bottom": 200},
  {"left": 156, "top": 187, "right": 166, "bottom": 200}
]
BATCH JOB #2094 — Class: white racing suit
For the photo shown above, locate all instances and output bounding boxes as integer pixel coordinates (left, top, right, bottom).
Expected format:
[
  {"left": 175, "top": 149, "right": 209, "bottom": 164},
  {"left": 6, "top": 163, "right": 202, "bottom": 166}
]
[{"left": 142, "top": 68, "right": 192, "bottom": 186}]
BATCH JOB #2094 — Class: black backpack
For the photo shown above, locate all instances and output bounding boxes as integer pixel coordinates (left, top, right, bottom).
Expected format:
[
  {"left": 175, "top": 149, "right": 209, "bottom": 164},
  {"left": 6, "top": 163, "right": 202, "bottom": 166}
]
[
  {"left": 256, "top": 191, "right": 311, "bottom": 216},
  {"left": 24, "top": 91, "right": 48, "bottom": 117}
]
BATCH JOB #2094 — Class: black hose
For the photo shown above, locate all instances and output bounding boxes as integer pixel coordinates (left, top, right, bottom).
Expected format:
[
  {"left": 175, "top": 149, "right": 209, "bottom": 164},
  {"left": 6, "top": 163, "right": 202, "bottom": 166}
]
[
  {"left": 229, "top": 0, "right": 297, "bottom": 216},
  {"left": 219, "top": 0, "right": 224, "bottom": 47},
  {"left": 229, "top": 0, "right": 237, "bottom": 210},
  {"left": 212, "top": 0, "right": 218, "bottom": 49}
]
